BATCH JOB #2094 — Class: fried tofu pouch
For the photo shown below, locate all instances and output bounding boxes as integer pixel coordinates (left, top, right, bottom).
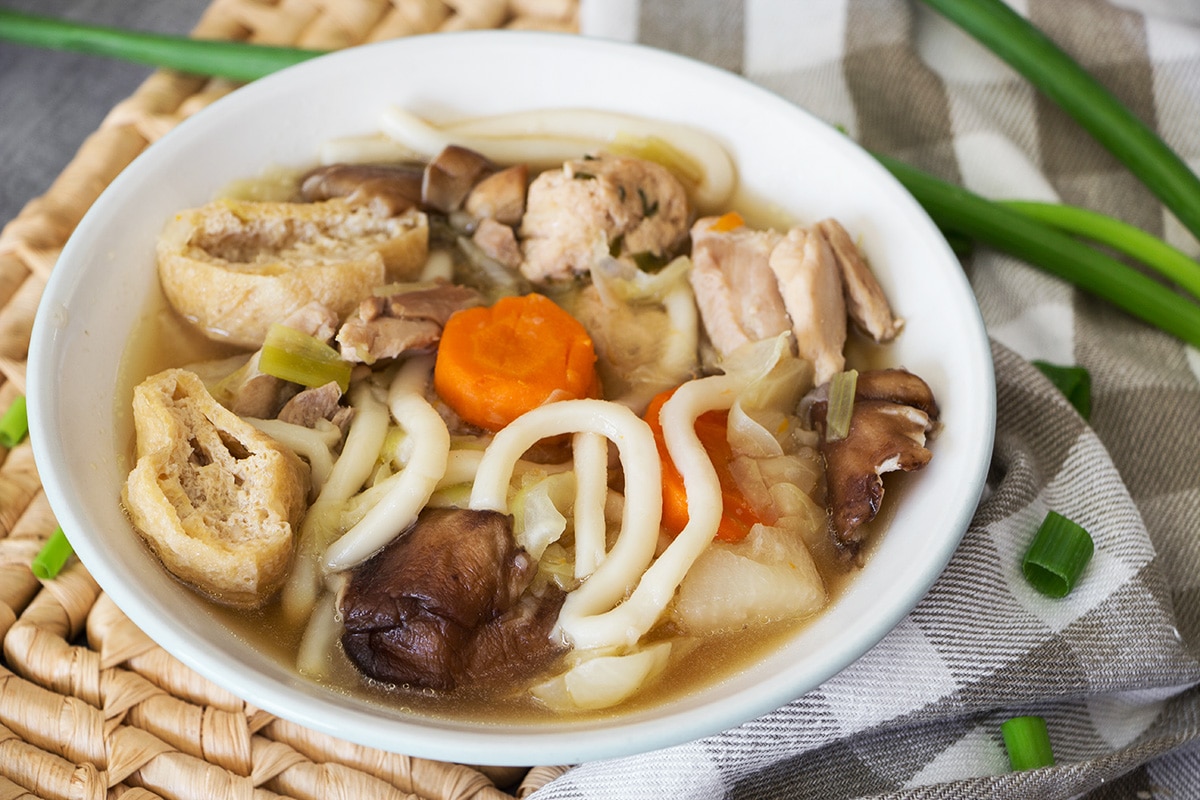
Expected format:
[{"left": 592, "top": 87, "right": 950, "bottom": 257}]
[
  {"left": 157, "top": 197, "right": 428, "bottom": 348},
  {"left": 122, "top": 368, "right": 309, "bottom": 608}
]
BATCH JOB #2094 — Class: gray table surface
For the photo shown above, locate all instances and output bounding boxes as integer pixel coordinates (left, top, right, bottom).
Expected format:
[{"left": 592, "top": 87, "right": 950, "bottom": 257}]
[{"left": 0, "top": 0, "right": 208, "bottom": 231}]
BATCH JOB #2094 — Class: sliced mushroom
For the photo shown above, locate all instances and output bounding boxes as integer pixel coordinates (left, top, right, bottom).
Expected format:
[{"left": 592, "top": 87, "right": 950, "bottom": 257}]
[
  {"left": 422, "top": 145, "right": 495, "bottom": 214},
  {"left": 336, "top": 283, "right": 484, "bottom": 364},
  {"left": 300, "top": 163, "right": 425, "bottom": 217},
  {"left": 339, "top": 507, "right": 565, "bottom": 691},
  {"left": 808, "top": 368, "right": 938, "bottom": 562},
  {"left": 815, "top": 219, "right": 904, "bottom": 343}
]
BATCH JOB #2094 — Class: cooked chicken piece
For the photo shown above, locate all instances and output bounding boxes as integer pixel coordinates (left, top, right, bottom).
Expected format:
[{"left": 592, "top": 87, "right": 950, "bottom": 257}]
[
  {"left": 686, "top": 217, "right": 789, "bottom": 357},
  {"left": 815, "top": 219, "right": 903, "bottom": 342},
  {"left": 422, "top": 145, "right": 495, "bottom": 214},
  {"left": 768, "top": 226, "right": 847, "bottom": 385},
  {"left": 464, "top": 163, "right": 528, "bottom": 226},
  {"left": 520, "top": 152, "right": 690, "bottom": 282},
  {"left": 340, "top": 508, "right": 565, "bottom": 691},
  {"left": 472, "top": 217, "right": 523, "bottom": 270},
  {"left": 336, "top": 283, "right": 484, "bottom": 364},
  {"left": 123, "top": 369, "right": 309, "bottom": 608},
  {"left": 300, "top": 163, "right": 424, "bottom": 217},
  {"left": 157, "top": 198, "right": 428, "bottom": 348},
  {"left": 808, "top": 368, "right": 938, "bottom": 562}
]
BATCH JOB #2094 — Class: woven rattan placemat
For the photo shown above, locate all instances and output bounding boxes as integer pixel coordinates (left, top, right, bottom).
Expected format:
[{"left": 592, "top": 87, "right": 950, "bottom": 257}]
[{"left": 0, "top": 1, "right": 578, "bottom": 797}]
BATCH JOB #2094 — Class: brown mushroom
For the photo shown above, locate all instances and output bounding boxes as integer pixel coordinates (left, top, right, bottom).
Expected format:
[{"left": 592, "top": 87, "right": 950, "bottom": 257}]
[
  {"left": 808, "top": 368, "right": 939, "bottom": 562},
  {"left": 422, "top": 145, "right": 495, "bottom": 214},
  {"left": 300, "top": 163, "right": 424, "bottom": 216},
  {"left": 336, "top": 283, "right": 484, "bottom": 364}
]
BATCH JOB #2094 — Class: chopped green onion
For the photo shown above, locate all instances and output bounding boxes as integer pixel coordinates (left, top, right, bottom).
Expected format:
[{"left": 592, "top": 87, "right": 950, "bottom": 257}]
[
  {"left": 877, "top": 154, "right": 1200, "bottom": 350},
  {"left": 259, "top": 324, "right": 353, "bottom": 392},
  {"left": 920, "top": 0, "right": 1200, "bottom": 247},
  {"left": 825, "top": 369, "right": 858, "bottom": 441},
  {"left": 0, "top": 9, "right": 325, "bottom": 82},
  {"left": 31, "top": 526, "right": 74, "bottom": 580},
  {"left": 1001, "top": 201, "right": 1200, "bottom": 303},
  {"left": 1031, "top": 361, "right": 1091, "bottom": 421},
  {"left": 1022, "top": 511, "right": 1094, "bottom": 598},
  {"left": 1001, "top": 715, "right": 1056, "bottom": 770},
  {"left": 0, "top": 395, "right": 28, "bottom": 448}
]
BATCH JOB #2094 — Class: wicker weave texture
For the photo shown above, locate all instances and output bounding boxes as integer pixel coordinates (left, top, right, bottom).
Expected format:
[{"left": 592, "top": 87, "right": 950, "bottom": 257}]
[{"left": 0, "top": 1, "right": 577, "bottom": 797}]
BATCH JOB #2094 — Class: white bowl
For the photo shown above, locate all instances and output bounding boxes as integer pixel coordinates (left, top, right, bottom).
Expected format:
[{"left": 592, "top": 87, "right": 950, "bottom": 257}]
[{"left": 28, "top": 31, "right": 994, "bottom": 766}]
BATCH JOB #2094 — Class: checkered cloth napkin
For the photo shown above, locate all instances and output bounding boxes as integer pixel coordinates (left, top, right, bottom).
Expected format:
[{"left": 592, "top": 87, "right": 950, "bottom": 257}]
[{"left": 531, "top": 1, "right": 1200, "bottom": 797}]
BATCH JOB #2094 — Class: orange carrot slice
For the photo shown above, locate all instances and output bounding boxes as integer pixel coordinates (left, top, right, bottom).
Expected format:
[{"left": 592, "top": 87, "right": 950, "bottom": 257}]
[{"left": 434, "top": 293, "right": 599, "bottom": 432}]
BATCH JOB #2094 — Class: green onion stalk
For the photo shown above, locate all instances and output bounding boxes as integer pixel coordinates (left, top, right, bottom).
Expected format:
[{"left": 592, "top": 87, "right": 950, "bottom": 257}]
[
  {"left": 3, "top": 7, "right": 1200, "bottom": 347},
  {"left": 0, "top": 9, "right": 324, "bottom": 81},
  {"left": 919, "top": 0, "right": 1200, "bottom": 250},
  {"left": 878, "top": 154, "right": 1200, "bottom": 351}
]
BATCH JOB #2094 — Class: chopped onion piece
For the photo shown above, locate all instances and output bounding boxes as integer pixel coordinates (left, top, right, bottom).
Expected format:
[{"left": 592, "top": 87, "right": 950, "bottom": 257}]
[{"left": 825, "top": 369, "right": 859, "bottom": 441}]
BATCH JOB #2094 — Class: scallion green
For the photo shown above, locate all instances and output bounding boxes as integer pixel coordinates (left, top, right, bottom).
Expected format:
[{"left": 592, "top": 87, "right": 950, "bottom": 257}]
[
  {"left": 1031, "top": 361, "right": 1091, "bottom": 421},
  {"left": 919, "top": 0, "right": 1200, "bottom": 247},
  {"left": 1022, "top": 511, "right": 1094, "bottom": 598},
  {"left": 1001, "top": 201, "right": 1200, "bottom": 303},
  {"left": 825, "top": 369, "right": 858, "bottom": 441},
  {"left": 0, "top": 395, "right": 29, "bottom": 448},
  {"left": 31, "top": 526, "right": 74, "bottom": 580},
  {"left": 0, "top": 9, "right": 325, "bottom": 82},
  {"left": 877, "top": 154, "right": 1200, "bottom": 350},
  {"left": 1001, "top": 715, "right": 1056, "bottom": 771},
  {"left": 259, "top": 324, "right": 353, "bottom": 392}
]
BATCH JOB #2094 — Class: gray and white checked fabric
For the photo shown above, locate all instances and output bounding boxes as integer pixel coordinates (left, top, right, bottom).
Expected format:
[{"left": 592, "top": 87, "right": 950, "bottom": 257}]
[{"left": 533, "top": 1, "right": 1200, "bottom": 798}]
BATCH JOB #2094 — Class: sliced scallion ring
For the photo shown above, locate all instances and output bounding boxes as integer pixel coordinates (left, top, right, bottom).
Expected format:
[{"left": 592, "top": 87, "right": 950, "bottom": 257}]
[
  {"left": 31, "top": 526, "right": 74, "bottom": 580},
  {"left": 1022, "top": 511, "right": 1094, "bottom": 598},
  {"left": 1001, "top": 715, "right": 1056, "bottom": 771},
  {"left": 0, "top": 394, "right": 28, "bottom": 448}
]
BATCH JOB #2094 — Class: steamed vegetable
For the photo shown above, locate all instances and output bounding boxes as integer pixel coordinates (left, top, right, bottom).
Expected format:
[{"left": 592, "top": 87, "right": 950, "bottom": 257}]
[
  {"left": 434, "top": 293, "right": 600, "bottom": 432},
  {"left": 259, "top": 324, "right": 353, "bottom": 392}
]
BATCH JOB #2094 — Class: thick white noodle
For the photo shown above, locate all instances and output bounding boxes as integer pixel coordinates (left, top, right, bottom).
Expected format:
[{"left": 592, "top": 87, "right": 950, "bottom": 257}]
[
  {"left": 244, "top": 417, "right": 340, "bottom": 493},
  {"left": 468, "top": 399, "right": 662, "bottom": 625},
  {"left": 281, "top": 382, "right": 390, "bottom": 622},
  {"left": 438, "top": 448, "right": 572, "bottom": 489},
  {"left": 558, "top": 374, "right": 741, "bottom": 649},
  {"left": 323, "top": 355, "right": 451, "bottom": 571},
  {"left": 378, "top": 107, "right": 736, "bottom": 211},
  {"left": 295, "top": 573, "right": 347, "bottom": 678},
  {"left": 572, "top": 432, "right": 609, "bottom": 579}
]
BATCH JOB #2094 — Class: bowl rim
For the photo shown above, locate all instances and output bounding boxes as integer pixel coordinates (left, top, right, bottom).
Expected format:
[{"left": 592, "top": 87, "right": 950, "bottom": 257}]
[{"left": 28, "top": 29, "right": 996, "bottom": 766}]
